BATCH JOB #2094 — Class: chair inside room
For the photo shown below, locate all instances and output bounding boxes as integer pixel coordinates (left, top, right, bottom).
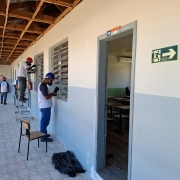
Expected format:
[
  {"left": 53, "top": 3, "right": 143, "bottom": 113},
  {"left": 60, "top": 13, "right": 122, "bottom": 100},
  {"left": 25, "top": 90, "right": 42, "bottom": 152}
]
[{"left": 18, "top": 118, "right": 48, "bottom": 160}]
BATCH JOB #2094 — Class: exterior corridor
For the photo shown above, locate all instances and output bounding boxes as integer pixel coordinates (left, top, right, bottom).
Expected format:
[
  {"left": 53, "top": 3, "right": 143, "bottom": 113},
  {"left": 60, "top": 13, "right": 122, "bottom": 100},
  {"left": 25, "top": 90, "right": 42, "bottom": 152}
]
[{"left": 0, "top": 92, "right": 92, "bottom": 180}]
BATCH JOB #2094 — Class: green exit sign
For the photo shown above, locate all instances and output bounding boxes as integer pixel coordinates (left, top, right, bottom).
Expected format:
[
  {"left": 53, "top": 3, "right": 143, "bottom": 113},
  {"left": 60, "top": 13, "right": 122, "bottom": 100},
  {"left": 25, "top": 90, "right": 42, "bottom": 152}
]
[{"left": 152, "top": 45, "right": 178, "bottom": 63}]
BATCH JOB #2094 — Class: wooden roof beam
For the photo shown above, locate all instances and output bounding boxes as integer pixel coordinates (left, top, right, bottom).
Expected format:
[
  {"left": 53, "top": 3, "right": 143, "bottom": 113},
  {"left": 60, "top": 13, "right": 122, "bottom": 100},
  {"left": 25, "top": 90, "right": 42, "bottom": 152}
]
[
  {"left": 5, "top": 23, "right": 44, "bottom": 34},
  {"left": 0, "top": 0, "right": 10, "bottom": 58},
  {"left": 22, "top": 34, "right": 38, "bottom": 41},
  {"left": 3, "top": 39, "right": 30, "bottom": 46},
  {"left": 27, "top": 25, "right": 44, "bottom": 34},
  {"left": 0, "top": 16, "right": 4, "bottom": 29},
  {"left": 55, "top": 5, "right": 65, "bottom": 12},
  {"left": 9, "top": 9, "right": 33, "bottom": 20},
  {"left": 6, "top": 23, "right": 26, "bottom": 32},
  {"left": 26, "top": 0, "right": 79, "bottom": 53},
  {"left": 30, "top": 22, "right": 45, "bottom": 32},
  {"left": 73, "top": 0, "right": 82, "bottom": 7},
  {"left": 18, "top": 41, "right": 32, "bottom": 46},
  {"left": 44, "top": 0, "right": 73, "bottom": 8},
  {"left": 2, "top": 45, "right": 15, "bottom": 49},
  {"left": 7, "top": 0, "right": 45, "bottom": 61},
  {"left": 0, "top": 0, "right": 6, "bottom": 14},
  {"left": 9, "top": 9, "right": 54, "bottom": 24},
  {"left": 3, "top": 32, "right": 21, "bottom": 39},
  {"left": 3, "top": 39, "right": 18, "bottom": 44},
  {"left": 34, "top": 12, "right": 55, "bottom": 24},
  {"left": 2, "top": 49, "right": 22, "bottom": 53},
  {"left": 9, "top": 2, "right": 35, "bottom": 10}
]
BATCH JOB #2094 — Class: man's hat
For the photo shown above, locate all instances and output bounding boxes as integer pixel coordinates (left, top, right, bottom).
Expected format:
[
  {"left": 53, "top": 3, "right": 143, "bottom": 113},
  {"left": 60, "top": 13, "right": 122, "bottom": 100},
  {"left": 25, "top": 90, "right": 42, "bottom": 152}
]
[{"left": 26, "top": 57, "right": 33, "bottom": 63}]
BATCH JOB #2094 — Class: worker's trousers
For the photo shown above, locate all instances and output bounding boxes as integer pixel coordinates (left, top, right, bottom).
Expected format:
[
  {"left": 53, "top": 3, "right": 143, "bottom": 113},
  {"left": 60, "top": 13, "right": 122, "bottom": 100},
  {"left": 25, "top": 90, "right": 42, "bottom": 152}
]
[
  {"left": 40, "top": 107, "right": 51, "bottom": 139},
  {"left": 17, "top": 77, "right": 26, "bottom": 100},
  {"left": 1, "top": 92, "right": 7, "bottom": 103}
]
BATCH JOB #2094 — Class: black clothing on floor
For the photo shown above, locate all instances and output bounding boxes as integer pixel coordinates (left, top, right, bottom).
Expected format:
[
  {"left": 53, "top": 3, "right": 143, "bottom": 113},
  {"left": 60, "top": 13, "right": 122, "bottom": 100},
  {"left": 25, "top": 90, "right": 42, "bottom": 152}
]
[{"left": 52, "top": 150, "right": 85, "bottom": 177}]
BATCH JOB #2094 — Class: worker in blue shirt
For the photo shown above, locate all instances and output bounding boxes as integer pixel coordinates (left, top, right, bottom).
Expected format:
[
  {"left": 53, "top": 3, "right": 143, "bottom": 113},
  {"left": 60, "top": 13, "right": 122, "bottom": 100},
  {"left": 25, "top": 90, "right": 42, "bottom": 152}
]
[
  {"left": 0, "top": 76, "right": 10, "bottom": 105},
  {"left": 38, "top": 72, "right": 59, "bottom": 142}
]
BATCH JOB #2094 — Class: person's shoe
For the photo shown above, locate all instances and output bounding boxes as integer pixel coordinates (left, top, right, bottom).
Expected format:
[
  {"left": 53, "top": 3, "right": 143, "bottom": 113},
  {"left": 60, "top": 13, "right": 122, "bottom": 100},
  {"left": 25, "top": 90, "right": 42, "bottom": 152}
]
[
  {"left": 23, "top": 97, "right": 29, "bottom": 100},
  {"left": 19, "top": 99, "right": 26, "bottom": 102},
  {"left": 47, "top": 134, "right": 50, "bottom": 137},
  {"left": 41, "top": 138, "right": 53, "bottom": 142},
  {"left": 4, "top": 102, "right": 7, "bottom": 105},
  {"left": 1, "top": 101, "right": 2, "bottom": 104}
]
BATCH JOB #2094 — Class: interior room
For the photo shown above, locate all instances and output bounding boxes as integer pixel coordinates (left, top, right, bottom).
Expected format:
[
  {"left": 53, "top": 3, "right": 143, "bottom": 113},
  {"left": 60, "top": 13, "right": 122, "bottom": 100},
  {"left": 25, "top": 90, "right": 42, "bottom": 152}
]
[{"left": 104, "top": 33, "right": 133, "bottom": 177}]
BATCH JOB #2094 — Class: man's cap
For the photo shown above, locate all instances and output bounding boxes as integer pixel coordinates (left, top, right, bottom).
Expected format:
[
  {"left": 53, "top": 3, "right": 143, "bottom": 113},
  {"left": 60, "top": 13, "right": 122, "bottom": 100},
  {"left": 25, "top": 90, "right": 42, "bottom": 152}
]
[
  {"left": 26, "top": 57, "right": 33, "bottom": 63},
  {"left": 2, "top": 76, "right": 6, "bottom": 80}
]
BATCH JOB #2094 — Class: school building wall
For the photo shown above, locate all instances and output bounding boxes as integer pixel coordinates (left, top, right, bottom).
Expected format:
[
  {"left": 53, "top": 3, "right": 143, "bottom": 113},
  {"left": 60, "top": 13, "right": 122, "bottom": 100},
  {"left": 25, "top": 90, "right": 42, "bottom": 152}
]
[
  {"left": 10, "top": 0, "right": 180, "bottom": 179},
  {"left": 0, "top": 65, "right": 11, "bottom": 79},
  {"left": 0, "top": 65, "right": 12, "bottom": 90}
]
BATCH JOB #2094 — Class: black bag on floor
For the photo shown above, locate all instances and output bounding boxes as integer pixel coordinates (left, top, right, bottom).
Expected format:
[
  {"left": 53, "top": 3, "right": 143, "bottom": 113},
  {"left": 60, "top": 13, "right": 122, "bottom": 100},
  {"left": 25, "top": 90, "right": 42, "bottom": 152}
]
[{"left": 52, "top": 150, "right": 85, "bottom": 177}]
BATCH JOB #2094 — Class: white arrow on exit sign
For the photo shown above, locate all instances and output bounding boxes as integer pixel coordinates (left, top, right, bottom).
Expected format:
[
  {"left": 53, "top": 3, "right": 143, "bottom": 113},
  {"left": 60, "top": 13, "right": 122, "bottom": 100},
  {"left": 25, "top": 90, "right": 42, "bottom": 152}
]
[{"left": 162, "top": 48, "right": 176, "bottom": 59}]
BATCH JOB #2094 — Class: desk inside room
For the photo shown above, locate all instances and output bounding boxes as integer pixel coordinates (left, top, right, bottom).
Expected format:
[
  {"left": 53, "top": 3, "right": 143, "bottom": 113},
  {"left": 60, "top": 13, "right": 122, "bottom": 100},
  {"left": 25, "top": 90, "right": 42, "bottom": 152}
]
[{"left": 113, "top": 106, "right": 130, "bottom": 134}]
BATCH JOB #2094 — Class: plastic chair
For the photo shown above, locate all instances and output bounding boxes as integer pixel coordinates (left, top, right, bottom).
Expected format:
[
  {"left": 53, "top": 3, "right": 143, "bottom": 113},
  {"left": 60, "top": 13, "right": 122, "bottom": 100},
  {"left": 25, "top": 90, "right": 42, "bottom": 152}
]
[{"left": 18, "top": 118, "right": 48, "bottom": 160}]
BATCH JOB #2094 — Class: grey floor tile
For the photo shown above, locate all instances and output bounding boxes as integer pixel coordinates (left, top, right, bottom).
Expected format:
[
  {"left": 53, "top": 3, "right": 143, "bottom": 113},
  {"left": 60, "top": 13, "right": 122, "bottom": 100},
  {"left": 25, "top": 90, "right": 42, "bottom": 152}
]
[
  {"left": 0, "top": 93, "right": 93, "bottom": 180},
  {"left": 30, "top": 173, "right": 51, "bottom": 180},
  {"left": 63, "top": 174, "right": 83, "bottom": 180},
  {"left": 80, "top": 172, "right": 94, "bottom": 180},
  {"left": 49, "top": 170, "right": 68, "bottom": 180}
]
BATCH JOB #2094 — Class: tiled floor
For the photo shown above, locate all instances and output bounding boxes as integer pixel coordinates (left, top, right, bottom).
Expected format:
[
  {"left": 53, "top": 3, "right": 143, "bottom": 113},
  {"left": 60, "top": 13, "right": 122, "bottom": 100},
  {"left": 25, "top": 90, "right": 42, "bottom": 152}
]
[{"left": 0, "top": 93, "right": 93, "bottom": 180}]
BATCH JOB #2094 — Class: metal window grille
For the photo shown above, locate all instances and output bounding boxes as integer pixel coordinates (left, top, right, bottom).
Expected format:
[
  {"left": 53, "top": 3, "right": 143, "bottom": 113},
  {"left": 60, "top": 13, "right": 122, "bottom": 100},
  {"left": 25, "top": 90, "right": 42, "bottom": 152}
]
[
  {"left": 51, "top": 40, "right": 68, "bottom": 100},
  {"left": 34, "top": 53, "right": 44, "bottom": 90}
]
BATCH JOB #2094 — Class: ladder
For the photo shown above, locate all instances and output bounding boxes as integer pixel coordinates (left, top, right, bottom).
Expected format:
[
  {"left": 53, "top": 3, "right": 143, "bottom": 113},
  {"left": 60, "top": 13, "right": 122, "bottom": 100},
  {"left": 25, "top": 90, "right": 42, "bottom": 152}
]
[
  {"left": 15, "top": 90, "right": 34, "bottom": 121},
  {"left": 15, "top": 68, "right": 35, "bottom": 121}
]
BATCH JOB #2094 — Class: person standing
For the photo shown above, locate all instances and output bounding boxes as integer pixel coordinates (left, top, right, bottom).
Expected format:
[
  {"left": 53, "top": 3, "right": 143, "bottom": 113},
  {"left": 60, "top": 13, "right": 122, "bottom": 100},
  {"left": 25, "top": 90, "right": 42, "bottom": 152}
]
[
  {"left": 0, "top": 76, "right": 10, "bottom": 105},
  {"left": 17, "top": 57, "right": 36, "bottom": 102},
  {"left": 13, "top": 79, "right": 18, "bottom": 98},
  {"left": 38, "top": 72, "right": 59, "bottom": 142}
]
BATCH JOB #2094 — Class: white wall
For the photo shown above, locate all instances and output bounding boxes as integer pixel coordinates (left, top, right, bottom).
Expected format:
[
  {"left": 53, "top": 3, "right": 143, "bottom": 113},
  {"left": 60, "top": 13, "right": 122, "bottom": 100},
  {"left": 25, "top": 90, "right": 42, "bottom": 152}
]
[
  {"left": 10, "top": 0, "right": 180, "bottom": 179},
  {"left": 0, "top": 65, "right": 11, "bottom": 79},
  {"left": 108, "top": 55, "right": 131, "bottom": 88}
]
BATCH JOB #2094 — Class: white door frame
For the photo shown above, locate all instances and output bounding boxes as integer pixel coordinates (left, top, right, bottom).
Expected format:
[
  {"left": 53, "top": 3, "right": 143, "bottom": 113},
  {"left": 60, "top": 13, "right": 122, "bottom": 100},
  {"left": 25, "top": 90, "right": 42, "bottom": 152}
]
[{"left": 95, "top": 21, "right": 137, "bottom": 180}]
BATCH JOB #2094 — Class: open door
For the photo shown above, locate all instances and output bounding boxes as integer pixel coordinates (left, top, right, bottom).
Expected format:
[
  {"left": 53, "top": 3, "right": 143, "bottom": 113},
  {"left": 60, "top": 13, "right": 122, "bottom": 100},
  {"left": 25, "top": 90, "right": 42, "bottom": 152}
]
[{"left": 96, "top": 21, "right": 137, "bottom": 180}]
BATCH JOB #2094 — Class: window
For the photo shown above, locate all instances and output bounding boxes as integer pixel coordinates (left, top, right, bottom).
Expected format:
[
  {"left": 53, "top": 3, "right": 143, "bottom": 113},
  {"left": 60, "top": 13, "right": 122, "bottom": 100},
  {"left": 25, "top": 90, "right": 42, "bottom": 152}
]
[
  {"left": 34, "top": 53, "right": 44, "bottom": 90},
  {"left": 51, "top": 39, "right": 68, "bottom": 100},
  {"left": 15, "top": 70, "right": 16, "bottom": 80}
]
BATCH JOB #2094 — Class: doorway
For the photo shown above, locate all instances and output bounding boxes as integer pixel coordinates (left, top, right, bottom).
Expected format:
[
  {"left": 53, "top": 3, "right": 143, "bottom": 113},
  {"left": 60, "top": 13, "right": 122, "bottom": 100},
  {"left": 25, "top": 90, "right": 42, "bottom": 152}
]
[{"left": 96, "top": 21, "right": 137, "bottom": 180}]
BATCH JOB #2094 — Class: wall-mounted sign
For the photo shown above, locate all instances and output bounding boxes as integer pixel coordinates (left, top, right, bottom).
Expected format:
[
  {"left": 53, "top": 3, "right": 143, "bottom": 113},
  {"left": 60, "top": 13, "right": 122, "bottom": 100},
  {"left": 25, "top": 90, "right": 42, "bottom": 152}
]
[
  {"left": 152, "top": 45, "right": 178, "bottom": 63},
  {"left": 106, "top": 26, "right": 121, "bottom": 36}
]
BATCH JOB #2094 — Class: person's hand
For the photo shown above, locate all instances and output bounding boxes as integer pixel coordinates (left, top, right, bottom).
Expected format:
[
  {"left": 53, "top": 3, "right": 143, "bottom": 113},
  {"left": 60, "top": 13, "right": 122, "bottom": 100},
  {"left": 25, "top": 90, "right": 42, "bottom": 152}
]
[
  {"left": 53, "top": 92, "right": 57, "bottom": 96},
  {"left": 54, "top": 87, "right": 59, "bottom": 93}
]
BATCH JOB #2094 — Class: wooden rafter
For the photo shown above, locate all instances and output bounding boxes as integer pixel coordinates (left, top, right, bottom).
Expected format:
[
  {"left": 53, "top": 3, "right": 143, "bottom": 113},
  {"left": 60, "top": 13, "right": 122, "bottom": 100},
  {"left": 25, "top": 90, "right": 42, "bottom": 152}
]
[
  {"left": 7, "top": 0, "right": 45, "bottom": 61},
  {"left": 0, "top": 0, "right": 10, "bottom": 59},
  {"left": 25, "top": 0, "right": 82, "bottom": 55},
  {"left": 0, "top": 0, "right": 82, "bottom": 64},
  {"left": 44, "top": 0, "right": 73, "bottom": 7},
  {"left": 9, "top": 2, "right": 34, "bottom": 10}
]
